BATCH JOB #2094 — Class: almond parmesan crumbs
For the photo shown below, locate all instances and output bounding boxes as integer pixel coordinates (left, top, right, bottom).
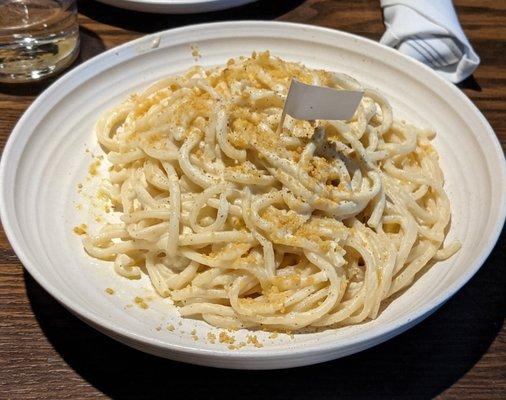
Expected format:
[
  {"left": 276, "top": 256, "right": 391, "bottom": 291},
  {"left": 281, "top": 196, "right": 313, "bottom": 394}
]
[
  {"left": 268, "top": 332, "right": 279, "bottom": 339},
  {"left": 88, "top": 159, "right": 101, "bottom": 176},
  {"left": 228, "top": 342, "right": 246, "bottom": 351},
  {"left": 218, "top": 331, "right": 235, "bottom": 345},
  {"left": 167, "top": 324, "right": 175, "bottom": 332},
  {"left": 246, "top": 334, "right": 263, "bottom": 348},
  {"left": 73, "top": 224, "right": 87, "bottom": 235},
  {"left": 155, "top": 326, "right": 161, "bottom": 331},
  {"left": 96, "top": 187, "right": 110, "bottom": 201},
  {"left": 134, "top": 296, "right": 149, "bottom": 309},
  {"left": 105, "top": 288, "right": 114, "bottom": 295},
  {"left": 190, "top": 44, "right": 201, "bottom": 61},
  {"left": 206, "top": 332, "right": 216, "bottom": 344},
  {"left": 191, "top": 329, "right": 199, "bottom": 341}
]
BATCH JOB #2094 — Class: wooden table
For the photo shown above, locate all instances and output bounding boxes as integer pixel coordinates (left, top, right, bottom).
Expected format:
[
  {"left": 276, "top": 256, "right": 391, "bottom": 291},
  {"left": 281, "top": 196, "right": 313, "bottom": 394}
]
[{"left": 0, "top": 0, "right": 504, "bottom": 398}]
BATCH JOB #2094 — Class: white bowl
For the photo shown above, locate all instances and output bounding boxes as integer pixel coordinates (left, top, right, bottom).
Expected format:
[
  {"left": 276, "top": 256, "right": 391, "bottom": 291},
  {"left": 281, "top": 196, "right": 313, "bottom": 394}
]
[
  {"left": 1, "top": 21, "right": 505, "bottom": 369},
  {"left": 94, "top": 0, "right": 257, "bottom": 14}
]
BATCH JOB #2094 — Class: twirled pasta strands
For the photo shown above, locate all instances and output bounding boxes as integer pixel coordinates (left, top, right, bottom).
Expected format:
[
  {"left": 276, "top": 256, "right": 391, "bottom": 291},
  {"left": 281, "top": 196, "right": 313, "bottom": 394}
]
[{"left": 83, "top": 51, "right": 458, "bottom": 331}]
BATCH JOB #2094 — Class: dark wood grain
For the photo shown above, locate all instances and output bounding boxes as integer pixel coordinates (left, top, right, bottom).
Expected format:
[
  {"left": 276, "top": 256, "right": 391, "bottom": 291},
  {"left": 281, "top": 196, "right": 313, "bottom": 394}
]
[{"left": 0, "top": 1, "right": 504, "bottom": 398}]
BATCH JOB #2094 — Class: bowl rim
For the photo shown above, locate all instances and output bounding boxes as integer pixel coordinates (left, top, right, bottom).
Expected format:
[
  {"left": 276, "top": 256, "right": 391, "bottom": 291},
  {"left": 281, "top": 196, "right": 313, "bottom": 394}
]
[
  {"left": 1, "top": 20, "right": 505, "bottom": 361},
  {"left": 96, "top": 0, "right": 249, "bottom": 5},
  {"left": 94, "top": 0, "right": 258, "bottom": 14}
]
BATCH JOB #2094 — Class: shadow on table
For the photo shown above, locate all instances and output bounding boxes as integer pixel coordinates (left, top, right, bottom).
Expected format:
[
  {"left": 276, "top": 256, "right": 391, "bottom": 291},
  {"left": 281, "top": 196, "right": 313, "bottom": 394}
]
[
  {"left": 0, "top": 27, "right": 105, "bottom": 97},
  {"left": 78, "top": 0, "right": 306, "bottom": 32},
  {"left": 25, "top": 231, "right": 504, "bottom": 400},
  {"left": 457, "top": 75, "right": 482, "bottom": 92}
]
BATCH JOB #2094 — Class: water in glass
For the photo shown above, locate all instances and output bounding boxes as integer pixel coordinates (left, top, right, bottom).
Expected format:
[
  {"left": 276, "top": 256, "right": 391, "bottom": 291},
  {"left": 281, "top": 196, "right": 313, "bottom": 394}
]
[{"left": 0, "top": 0, "right": 79, "bottom": 82}]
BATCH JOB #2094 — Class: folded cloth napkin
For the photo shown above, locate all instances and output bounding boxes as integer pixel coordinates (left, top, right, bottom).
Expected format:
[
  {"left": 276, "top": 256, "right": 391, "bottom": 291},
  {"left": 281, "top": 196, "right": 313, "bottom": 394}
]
[{"left": 380, "top": 0, "right": 480, "bottom": 83}]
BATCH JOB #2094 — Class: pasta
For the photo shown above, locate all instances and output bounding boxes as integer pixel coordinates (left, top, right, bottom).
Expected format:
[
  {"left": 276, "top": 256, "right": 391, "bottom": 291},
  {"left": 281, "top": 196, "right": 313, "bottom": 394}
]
[{"left": 83, "top": 51, "right": 459, "bottom": 331}]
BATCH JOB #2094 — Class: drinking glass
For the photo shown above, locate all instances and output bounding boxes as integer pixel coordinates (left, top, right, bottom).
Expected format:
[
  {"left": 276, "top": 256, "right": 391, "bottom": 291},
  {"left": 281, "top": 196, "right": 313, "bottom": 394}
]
[{"left": 0, "top": 0, "right": 79, "bottom": 82}]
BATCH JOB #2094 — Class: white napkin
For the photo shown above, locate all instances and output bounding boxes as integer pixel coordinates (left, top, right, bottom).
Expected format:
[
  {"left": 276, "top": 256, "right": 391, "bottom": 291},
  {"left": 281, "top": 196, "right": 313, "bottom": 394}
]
[{"left": 380, "top": 0, "right": 480, "bottom": 83}]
